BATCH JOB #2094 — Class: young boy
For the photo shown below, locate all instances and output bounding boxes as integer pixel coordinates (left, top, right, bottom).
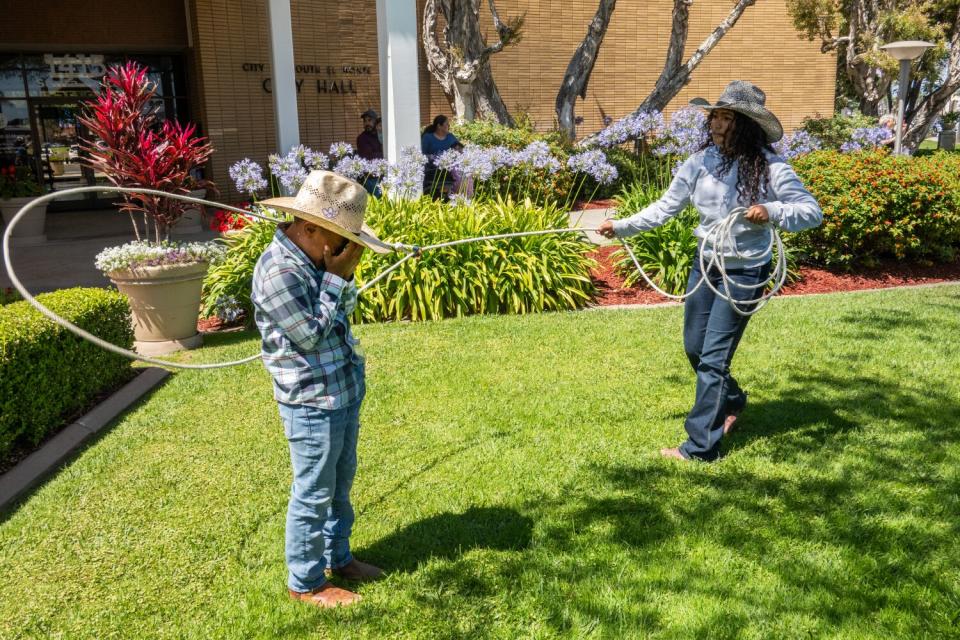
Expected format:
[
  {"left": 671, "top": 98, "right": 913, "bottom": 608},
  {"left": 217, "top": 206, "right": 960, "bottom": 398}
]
[{"left": 252, "top": 170, "right": 392, "bottom": 608}]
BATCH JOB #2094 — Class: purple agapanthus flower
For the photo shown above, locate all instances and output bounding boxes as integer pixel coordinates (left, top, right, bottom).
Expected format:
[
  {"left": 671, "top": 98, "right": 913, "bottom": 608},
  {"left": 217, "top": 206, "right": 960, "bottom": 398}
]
[
  {"left": 654, "top": 107, "right": 708, "bottom": 157},
  {"left": 382, "top": 146, "right": 425, "bottom": 200},
  {"left": 228, "top": 158, "right": 268, "bottom": 196},
  {"left": 303, "top": 147, "right": 329, "bottom": 170},
  {"left": 333, "top": 155, "right": 368, "bottom": 181},
  {"left": 840, "top": 126, "right": 890, "bottom": 152},
  {"left": 774, "top": 130, "right": 823, "bottom": 159},
  {"left": 268, "top": 151, "right": 309, "bottom": 192},
  {"left": 328, "top": 141, "right": 354, "bottom": 159},
  {"left": 593, "top": 110, "right": 665, "bottom": 148},
  {"left": 567, "top": 149, "right": 618, "bottom": 185}
]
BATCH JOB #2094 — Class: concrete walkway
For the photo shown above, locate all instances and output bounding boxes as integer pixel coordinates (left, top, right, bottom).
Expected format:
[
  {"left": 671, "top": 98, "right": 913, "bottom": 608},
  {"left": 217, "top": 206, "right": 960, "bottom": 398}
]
[{"left": 2, "top": 210, "right": 217, "bottom": 293}]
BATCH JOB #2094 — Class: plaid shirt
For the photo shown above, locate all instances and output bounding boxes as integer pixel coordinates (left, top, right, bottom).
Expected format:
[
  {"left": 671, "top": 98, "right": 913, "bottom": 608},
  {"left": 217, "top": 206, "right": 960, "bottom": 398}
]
[{"left": 251, "top": 227, "right": 365, "bottom": 409}]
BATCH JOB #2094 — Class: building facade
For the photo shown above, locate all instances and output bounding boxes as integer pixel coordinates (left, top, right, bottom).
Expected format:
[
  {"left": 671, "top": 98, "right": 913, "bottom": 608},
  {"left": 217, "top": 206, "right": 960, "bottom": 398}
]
[{"left": 0, "top": 0, "right": 835, "bottom": 206}]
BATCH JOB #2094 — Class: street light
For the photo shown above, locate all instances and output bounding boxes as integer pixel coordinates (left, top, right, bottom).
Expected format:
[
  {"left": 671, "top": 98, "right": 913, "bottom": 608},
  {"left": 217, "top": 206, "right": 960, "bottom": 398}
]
[{"left": 881, "top": 40, "right": 934, "bottom": 155}]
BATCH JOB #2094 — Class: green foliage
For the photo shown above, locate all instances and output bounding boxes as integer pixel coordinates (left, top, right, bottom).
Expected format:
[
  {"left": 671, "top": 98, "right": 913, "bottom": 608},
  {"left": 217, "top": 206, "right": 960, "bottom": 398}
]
[
  {"left": 453, "top": 118, "right": 567, "bottom": 150},
  {"left": 4, "top": 286, "right": 960, "bottom": 638},
  {"left": 453, "top": 119, "right": 575, "bottom": 205},
  {"left": 792, "top": 149, "right": 960, "bottom": 268},
  {"left": 0, "top": 287, "right": 21, "bottom": 306},
  {"left": 610, "top": 182, "right": 700, "bottom": 294},
  {"left": 200, "top": 197, "right": 598, "bottom": 324},
  {"left": 355, "top": 196, "right": 596, "bottom": 321},
  {"left": 800, "top": 112, "right": 877, "bottom": 150},
  {"left": 0, "top": 165, "right": 44, "bottom": 199},
  {"left": 200, "top": 222, "right": 278, "bottom": 320},
  {"left": 0, "top": 288, "right": 133, "bottom": 460}
]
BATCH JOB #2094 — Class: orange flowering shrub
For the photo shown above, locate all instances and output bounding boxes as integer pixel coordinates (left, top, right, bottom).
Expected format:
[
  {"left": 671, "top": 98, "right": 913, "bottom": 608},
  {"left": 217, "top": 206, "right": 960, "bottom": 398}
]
[{"left": 791, "top": 150, "right": 960, "bottom": 268}]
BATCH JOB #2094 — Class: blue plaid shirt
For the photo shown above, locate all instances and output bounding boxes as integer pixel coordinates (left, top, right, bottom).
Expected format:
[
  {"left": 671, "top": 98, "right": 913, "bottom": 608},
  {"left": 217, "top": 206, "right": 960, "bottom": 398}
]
[{"left": 251, "top": 227, "right": 365, "bottom": 410}]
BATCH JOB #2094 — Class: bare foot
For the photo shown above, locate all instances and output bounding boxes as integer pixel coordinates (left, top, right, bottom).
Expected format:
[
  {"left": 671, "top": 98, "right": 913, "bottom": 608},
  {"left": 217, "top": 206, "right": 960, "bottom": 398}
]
[
  {"left": 659, "top": 447, "right": 688, "bottom": 461},
  {"left": 328, "top": 558, "right": 385, "bottom": 583},
  {"left": 288, "top": 583, "right": 361, "bottom": 608},
  {"left": 723, "top": 413, "right": 738, "bottom": 436}
]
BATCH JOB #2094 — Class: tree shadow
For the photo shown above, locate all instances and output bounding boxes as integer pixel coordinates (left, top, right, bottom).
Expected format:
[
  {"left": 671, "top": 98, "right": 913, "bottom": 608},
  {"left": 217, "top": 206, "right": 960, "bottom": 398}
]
[{"left": 356, "top": 506, "right": 533, "bottom": 574}]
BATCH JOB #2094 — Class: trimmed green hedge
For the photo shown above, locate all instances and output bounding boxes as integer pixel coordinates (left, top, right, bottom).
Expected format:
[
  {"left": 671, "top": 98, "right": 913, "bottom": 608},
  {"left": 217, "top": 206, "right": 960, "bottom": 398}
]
[
  {"left": 792, "top": 150, "right": 960, "bottom": 268},
  {"left": 0, "top": 288, "right": 133, "bottom": 460}
]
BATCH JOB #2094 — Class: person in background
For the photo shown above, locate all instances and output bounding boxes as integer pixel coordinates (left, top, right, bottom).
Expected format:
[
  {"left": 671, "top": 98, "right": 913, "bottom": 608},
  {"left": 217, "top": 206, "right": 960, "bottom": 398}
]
[
  {"left": 356, "top": 109, "right": 382, "bottom": 161},
  {"left": 421, "top": 114, "right": 466, "bottom": 198}
]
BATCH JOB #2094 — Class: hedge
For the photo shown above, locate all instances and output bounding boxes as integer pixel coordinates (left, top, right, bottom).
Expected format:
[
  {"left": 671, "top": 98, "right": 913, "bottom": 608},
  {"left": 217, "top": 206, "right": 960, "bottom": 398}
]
[
  {"left": 792, "top": 150, "right": 960, "bottom": 268},
  {"left": 0, "top": 288, "right": 134, "bottom": 461}
]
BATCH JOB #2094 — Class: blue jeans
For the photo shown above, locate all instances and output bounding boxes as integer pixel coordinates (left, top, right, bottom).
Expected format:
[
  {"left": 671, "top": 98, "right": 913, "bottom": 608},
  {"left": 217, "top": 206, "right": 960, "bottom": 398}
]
[
  {"left": 679, "top": 256, "right": 770, "bottom": 461},
  {"left": 278, "top": 398, "right": 363, "bottom": 592}
]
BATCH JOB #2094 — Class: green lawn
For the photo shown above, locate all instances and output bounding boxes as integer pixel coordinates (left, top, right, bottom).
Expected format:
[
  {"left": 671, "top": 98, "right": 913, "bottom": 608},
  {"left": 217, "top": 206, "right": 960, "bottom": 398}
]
[{"left": 2, "top": 285, "right": 960, "bottom": 639}]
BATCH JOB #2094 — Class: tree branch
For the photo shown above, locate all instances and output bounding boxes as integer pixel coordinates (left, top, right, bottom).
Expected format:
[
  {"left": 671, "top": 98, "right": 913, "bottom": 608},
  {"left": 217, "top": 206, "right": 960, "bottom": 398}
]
[{"left": 555, "top": 0, "right": 618, "bottom": 139}]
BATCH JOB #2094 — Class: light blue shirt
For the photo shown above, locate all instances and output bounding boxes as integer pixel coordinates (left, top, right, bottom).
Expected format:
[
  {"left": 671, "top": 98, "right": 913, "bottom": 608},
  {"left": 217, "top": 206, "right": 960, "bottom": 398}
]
[{"left": 612, "top": 146, "right": 822, "bottom": 267}]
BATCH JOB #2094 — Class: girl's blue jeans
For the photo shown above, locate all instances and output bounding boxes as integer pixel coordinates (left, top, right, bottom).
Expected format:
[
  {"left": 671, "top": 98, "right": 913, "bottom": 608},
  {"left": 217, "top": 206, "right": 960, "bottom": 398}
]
[{"left": 679, "top": 256, "right": 770, "bottom": 461}]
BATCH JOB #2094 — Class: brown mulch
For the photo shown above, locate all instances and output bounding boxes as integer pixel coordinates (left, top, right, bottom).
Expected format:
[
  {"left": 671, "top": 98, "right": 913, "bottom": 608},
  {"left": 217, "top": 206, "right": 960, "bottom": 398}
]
[
  {"left": 197, "top": 316, "right": 247, "bottom": 333},
  {"left": 589, "top": 245, "right": 960, "bottom": 306},
  {"left": 573, "top": 198, "right": 618, "bottom": 210}
]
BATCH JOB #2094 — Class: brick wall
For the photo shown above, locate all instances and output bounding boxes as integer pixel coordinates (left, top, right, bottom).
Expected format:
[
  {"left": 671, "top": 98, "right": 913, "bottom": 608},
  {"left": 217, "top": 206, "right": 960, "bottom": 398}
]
[
  {"left": 0, "top": 0, "right": 187, "bottom": 51},
  {"left": 190, "top": 0, "right": 837, "bottom": 201}
]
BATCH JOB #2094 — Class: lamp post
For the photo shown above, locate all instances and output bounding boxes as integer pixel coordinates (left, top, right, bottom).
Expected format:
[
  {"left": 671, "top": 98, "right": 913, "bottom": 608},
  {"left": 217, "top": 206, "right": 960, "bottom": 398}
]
[{"left": 881, "top": 40, "right": 934, "bottom": 155}]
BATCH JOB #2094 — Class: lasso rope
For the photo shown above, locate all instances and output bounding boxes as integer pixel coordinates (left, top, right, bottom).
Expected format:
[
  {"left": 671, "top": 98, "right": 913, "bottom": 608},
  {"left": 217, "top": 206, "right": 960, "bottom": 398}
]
[{"left": 3, "top": 187, "right": 786, "bottom": 370}]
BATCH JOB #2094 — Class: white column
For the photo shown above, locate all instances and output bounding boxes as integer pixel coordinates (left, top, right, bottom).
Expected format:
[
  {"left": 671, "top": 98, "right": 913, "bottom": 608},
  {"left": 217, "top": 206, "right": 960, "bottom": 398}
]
[
  {"left": 266, "top": 0, "right": 300, "bottom": 156},
  {"left": 375, "top": 0, "right": 421, "bottom": 163}
]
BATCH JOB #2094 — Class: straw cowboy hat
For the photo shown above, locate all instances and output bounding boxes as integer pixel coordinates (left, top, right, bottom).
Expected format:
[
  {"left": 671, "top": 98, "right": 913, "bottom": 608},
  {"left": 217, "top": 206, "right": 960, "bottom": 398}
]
[
  {"left": 690, "top": 80, "right": 784, "bottom": 143},
  {"left": 261, "top": 170, "right": 393, "bottom": 254}
]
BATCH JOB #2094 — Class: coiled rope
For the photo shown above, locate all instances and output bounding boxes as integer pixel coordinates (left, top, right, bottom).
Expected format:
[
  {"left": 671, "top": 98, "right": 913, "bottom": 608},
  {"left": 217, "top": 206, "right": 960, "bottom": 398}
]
[{"left": 3, "top": 187, "right": 786, "bottom": 370}]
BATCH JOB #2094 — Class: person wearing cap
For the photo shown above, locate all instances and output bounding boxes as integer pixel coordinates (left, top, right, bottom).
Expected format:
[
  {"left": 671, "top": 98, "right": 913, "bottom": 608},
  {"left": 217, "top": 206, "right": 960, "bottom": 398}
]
[
  {"left": 252, "top": 171, "right": 393, "bottom": 607},
  {"left": 598, "top": 80, "right": 823, "bottom": 462},
  {"left": 356, "top": 109, "right": 382, "bottom": 161}
]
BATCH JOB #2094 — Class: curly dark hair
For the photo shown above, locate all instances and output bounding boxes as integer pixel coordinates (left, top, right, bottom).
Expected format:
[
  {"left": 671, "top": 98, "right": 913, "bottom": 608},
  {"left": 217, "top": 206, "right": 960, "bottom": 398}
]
[{"left": 700, "top": 111, "right": 776, "bottom": 206}]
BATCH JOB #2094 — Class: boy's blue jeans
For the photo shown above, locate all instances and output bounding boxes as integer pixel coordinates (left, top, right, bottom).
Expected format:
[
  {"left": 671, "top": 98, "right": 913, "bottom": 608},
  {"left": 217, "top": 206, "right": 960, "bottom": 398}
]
[
  {"left": 679, "top": 255, "right": 770, "bottom": 461},
  {"left": 278, "top": 398, "right": 363, "bottom": 592}
]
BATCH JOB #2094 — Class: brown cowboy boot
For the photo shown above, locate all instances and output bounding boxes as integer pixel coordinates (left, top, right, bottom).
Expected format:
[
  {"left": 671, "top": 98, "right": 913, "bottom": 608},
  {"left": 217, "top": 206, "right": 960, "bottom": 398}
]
[
  {"left": 327, "top": 558, "right": 385, "bottom": 583},
  {"left": 288, "top": 583, "right": 361, "bottom": 608}
]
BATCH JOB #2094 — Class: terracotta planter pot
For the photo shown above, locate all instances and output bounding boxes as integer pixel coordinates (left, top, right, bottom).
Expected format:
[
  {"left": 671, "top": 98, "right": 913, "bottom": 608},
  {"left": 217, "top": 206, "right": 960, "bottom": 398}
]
[
  {"left": 0, "top": 196, "right": 47, "bottom": 245},
  {"left": 108, "top": 261, "right": 210, "bottom": 355}
]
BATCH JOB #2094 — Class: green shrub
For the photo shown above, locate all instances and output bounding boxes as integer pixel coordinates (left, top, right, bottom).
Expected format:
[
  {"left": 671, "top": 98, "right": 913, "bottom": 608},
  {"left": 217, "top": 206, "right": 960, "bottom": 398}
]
[
  {"left": 792, "top": 149, "right": 960, "bottom": 268},
  {"left": 0, "top": 288, "right": 133, "bottom": 460},
  {"left": 800, "top": 112, "right": 877, "bottom": 150},
  {"left": 356, "top": 196, "right": 596, "bottom": 321},
  {"left": 201, "top": 197, "right": 597, "bottom": 324},
  {"left": 453, "top": 119, "right": 575, "bottom": 205},
  {"left": 611, "top": 182, "right": 700, "bottom": 294},
  {"left": 201, "top": 222, "right": 278, "bottom": 321}
]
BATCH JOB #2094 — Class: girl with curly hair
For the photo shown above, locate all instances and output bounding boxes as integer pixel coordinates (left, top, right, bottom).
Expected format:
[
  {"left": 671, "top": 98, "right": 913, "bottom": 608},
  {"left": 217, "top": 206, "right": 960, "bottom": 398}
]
[{"left": 598, "top": 81, "right": 823, "bottom": 462}]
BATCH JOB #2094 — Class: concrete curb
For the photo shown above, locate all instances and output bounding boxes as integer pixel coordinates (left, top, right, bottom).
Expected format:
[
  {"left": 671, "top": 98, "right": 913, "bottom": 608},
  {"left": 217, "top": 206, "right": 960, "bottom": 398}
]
[
  {"left": 0, "top": 367, "right": 170, "bottom": 512},
  {"left": 585, "top": 279, "right": 960, "bottom": 312}
]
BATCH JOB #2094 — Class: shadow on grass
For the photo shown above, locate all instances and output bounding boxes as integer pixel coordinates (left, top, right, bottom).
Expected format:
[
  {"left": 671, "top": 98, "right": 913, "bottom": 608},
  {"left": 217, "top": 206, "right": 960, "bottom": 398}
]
[
  {"left": 357, "top": 506, "right": 534, "bottom": 574},
  {"left": 374, "top": 346, "right": 960, "bottom": 635}
]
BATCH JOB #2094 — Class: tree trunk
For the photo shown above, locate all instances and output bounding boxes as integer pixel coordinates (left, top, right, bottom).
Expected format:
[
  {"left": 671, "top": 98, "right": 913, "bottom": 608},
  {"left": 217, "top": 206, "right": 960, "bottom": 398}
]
[
  {"left": 556, "top": 0, "right": 617, "bottom": 140},
  {"left": 902, "top": 9, "right": 960, "bottom": 150},
  {"left": 423, "top": 0, "right": 519, "bottom": 125},
  {"left": 578, "top": 0, "right": 756, "bottom": 146}
]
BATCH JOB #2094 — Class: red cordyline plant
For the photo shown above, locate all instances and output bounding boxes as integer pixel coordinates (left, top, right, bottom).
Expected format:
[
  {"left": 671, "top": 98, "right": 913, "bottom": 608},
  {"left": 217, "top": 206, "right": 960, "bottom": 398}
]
[{"left": 78, "top": 62, "right": 215, "bottom": 242}]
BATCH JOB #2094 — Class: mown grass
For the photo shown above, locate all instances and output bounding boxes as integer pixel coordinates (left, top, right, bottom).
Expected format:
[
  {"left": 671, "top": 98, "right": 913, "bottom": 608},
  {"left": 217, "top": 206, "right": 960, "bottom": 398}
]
[{"left": 2, "top": 284, "right": 959, "bottom": 639}]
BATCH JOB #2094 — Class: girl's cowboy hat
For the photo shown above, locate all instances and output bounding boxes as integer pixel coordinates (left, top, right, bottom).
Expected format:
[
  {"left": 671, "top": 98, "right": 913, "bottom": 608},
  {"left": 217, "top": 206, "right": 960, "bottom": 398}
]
[
  {"left": 261, "top": 170, "right": 393, "bottom": 254},
  {"left": 690, "top": 80, "right": 784, "bottom": 143}
]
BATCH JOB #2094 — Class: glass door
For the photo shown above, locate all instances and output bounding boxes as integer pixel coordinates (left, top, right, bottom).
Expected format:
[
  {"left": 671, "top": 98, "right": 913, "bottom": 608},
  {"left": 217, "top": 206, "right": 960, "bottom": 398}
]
[{"left": 29, "top": 98, "right": 115, "bottom": 209}]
